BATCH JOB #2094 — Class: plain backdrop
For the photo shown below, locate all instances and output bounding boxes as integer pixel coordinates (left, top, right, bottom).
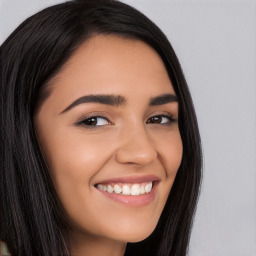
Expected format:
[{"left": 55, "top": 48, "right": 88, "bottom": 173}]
[{"left": 1, "top": 0, "right": 255, "bottom": 255}]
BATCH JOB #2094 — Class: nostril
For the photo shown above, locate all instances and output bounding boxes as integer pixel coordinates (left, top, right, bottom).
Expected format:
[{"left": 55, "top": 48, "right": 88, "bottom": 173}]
[{"left": 115, "top": 147, "right": 157, "bottom": 165}]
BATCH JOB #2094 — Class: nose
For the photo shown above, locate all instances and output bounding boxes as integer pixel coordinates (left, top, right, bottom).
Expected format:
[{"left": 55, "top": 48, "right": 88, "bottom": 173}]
[{"left": 115, "top": 125, "right": 158, "bottom": 165}]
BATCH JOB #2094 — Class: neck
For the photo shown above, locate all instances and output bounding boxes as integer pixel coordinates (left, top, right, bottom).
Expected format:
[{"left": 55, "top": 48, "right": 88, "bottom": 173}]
[{"left": 70, "top": 231, "right": 126, "bottom": 256}]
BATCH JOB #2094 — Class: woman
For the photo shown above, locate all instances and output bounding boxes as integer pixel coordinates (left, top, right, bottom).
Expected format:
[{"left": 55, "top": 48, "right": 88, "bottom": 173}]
[{"left": 0, "top": 0, "right": 202, "bottom": 255}]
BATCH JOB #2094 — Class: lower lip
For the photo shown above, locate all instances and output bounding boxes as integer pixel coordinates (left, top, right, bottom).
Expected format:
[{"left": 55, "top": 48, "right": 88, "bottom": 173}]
[{"left": 95, "top": 183, "right": 158, "bottom": 207}]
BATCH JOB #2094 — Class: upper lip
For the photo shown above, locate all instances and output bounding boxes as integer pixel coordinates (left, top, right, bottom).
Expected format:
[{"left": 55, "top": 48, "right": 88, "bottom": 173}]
[{"left": 95, "top": 175, "right": 161, "bottom": 185}]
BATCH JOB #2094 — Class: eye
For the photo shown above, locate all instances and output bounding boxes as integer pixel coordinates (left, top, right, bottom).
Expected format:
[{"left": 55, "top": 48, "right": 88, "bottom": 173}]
[
  {"left": 78, "top": 116, "right": 112, "bottom": 127},
  {"left": 146, "top": 114, "right": 175, "bottom": 125}
]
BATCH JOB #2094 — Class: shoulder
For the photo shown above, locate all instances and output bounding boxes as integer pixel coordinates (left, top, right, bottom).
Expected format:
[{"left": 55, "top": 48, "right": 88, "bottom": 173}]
[{"left": 0, "top": 241, "right": 11, "bottom": 256}]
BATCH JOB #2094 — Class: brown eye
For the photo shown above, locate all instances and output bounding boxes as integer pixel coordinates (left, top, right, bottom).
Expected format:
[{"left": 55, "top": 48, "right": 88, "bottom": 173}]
[
  {"left": 79, "top": 116, "right": 111, "bottom": 127},
  {"left": 83, "top": 117, "right": 98, "bottom": 126},
  {"left": 146, "top": 115, "right": 175, "bottom": 124}
]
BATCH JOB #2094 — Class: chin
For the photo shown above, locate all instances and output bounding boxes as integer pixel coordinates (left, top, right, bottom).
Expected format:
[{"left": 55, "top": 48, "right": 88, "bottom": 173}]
[{"left": 108, "top": 222, "right": 158, "bottom": 243}]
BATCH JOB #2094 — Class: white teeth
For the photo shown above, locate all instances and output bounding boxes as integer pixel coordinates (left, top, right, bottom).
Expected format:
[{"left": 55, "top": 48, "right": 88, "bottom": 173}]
[
  {"left": 140, "top": 185, "right": 145, "bottom": 195},
  {"left": 113, "top": 184, "right": 122, "bottom": 194},
  {"left": 131, "top": 184, "right": 140, "bottom": 196},
  {"left": 98, "top": 184, "right": 107, "bottom": 191},
  {"left": 98, "top": 184, "right": 103, "bottom": 190},
  {"left": 107, "top": 185, "right": 113, "bottom": 193},
  {"left": 122, "top": 185, "right": 131, "bottom": 195},
  {"left": 97, "top": 181, "right": 153, "bottom": 196},
  {"left": 145, "top": 183, "right": 152, "bottom": 193}
]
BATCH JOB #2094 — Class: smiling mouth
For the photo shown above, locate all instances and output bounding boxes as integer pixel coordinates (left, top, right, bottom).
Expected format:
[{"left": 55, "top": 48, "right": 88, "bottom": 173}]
[{"left": 95, "top": 181, "right": 154, "bottom": 196}]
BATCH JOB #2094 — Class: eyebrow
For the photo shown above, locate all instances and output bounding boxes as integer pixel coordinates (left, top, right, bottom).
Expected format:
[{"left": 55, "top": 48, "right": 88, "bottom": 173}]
[
  {"left": 60, "top": 93, "right": 177, "bottom": 114},
  {"left": 149, "top": 93, "right": 178, "bottom": 106},
  {"left": 60, "top": 94, "right": 126, "bottom": 114}
]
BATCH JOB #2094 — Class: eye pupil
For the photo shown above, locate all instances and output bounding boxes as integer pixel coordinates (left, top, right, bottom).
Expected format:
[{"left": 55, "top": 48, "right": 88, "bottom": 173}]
[
  {"left": 85, "top": 117, "right": 97, "bottom": 125},
  {"left": 151, "top": 116, "right": 162, "bottom": 123}
]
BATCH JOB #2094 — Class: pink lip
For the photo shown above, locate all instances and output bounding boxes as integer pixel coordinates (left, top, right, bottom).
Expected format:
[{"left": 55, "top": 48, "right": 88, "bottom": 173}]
[
  {"left": 97, "top": 187, "right": 157, "bottom": 206},
  {"left": 95, "top": 174, "right": 160, "bottom": 185}
]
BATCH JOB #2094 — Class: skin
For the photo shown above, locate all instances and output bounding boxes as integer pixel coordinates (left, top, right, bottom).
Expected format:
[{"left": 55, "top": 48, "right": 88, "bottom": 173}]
[{"left": 34, "top": 35, "right": 183, "bottom": 256}]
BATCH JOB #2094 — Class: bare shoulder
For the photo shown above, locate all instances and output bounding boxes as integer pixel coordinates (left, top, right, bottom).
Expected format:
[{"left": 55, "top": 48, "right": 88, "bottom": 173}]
[{"left": 0, "top": 241, "right": 11, "bottom": 256}]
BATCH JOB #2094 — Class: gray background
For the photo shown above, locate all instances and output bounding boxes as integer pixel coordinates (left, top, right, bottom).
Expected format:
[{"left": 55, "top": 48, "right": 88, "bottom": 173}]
[{"left": 1, "top": 0, "right": 255, "bottom": 255}]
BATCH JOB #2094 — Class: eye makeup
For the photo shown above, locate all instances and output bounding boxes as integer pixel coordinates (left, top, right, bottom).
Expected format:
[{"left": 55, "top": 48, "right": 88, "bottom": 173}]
[{"left": 75, "top": 112, "right": 177, "bottom": 130}]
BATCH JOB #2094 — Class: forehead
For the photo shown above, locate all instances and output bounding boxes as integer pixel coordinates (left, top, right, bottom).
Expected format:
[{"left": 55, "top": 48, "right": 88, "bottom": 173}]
[{"left": 46, "top": 35, "right": 175, "bottom": 109}]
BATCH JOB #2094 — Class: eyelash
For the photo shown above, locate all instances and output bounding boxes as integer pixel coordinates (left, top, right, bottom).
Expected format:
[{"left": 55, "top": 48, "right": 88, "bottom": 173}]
[{"left": 77, "top": 114, "right": 176, "bottom": 129}]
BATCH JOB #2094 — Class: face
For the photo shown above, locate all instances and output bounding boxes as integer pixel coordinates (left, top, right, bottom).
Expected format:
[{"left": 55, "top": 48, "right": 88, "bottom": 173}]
[{"left": 34, "top": 35, "right": 183, "bottom": 245}]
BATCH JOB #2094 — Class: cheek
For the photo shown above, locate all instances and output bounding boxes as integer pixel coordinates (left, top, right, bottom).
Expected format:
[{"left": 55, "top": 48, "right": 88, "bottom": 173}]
[
  {"left": 43, "top": 130, "right": 115, "bottom": 198},
  {"left": 155, "top": 131, "right": 183, "bottom": 178},
  {"left": 44, "top": 129, "right": 112, "bottom": 176},
  {"left": 150, "top": 130, "right": 183, "bottom": 209},
  {"left": 40, "top": 129, "right": 119, "bottom": 231}
]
